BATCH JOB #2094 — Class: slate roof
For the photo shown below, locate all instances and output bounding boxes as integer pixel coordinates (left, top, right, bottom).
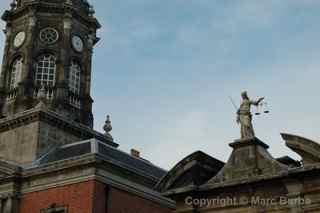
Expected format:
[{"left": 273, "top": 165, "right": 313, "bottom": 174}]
[{"left": 38, "top": 139, "right": 166, "bottom": 179}]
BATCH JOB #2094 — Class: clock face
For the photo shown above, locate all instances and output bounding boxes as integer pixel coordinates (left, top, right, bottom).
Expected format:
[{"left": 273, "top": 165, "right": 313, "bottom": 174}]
[
  {"left": 72, "top": 36, "right": 84, "bottom": 52},
  {"left": 14, "top": 31, "right": 26, "bottom": 48}
]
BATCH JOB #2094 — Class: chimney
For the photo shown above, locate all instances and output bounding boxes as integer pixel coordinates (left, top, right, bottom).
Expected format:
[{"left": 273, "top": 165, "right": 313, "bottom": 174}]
[{"left": 131, "top": 149, "right": 140, "bottom": 158}]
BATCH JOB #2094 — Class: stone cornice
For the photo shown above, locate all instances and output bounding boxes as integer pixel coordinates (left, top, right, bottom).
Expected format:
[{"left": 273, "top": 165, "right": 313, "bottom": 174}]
[
  {"left": 0, "top": 108, "right": 118, "bottom": 147},
  {"left": 17, "top": 154, "right": 175, "bottom": 208},
  {"left": 22, "top": 154, "right": 98, "bottom": 177},
  {"left": 22, "top": 154, "right": 157, "bottom": 186},
  {"left": 96, "top": 171, "right": 176, "bottom": 209},
  {"left": 163, "top": 163, "right": 320, "bottom": 197},
  {"left": 2, "top": 1, "right": 101, "bottom": 29}
]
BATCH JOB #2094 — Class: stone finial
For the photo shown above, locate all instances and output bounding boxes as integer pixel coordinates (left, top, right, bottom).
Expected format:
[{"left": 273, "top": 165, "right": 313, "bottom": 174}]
[
  {"left": 87, "top": 33, "right": 95, "bottom": 47},
  {"left": 88, "top": 5, "right": 95, "bottom": 16},
  {"left": 10, "top": 0, "right": 17, "bottom": 11},
  {"left": 103, "top": 115, "right": 113, "bottom": 138},
  {"left": 28, "top": 16, "right": 37, "bottom": 27},
  {"left": 66, "top": 0, "right": 73, "bottom": 5},
  {"left": 37, "top": 84, "right": 46, "bottom": 100},
  {"left": 35, "top": 85, "right": 47, "bottom": 110},
  {"left": 35, "top": 100, "right": 47, "bottom": 110}
]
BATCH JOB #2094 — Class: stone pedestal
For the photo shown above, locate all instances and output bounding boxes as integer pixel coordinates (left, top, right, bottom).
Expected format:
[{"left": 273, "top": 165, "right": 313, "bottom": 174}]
[{"left": 210, "top": 137, "right": 288, "bottom": 183}]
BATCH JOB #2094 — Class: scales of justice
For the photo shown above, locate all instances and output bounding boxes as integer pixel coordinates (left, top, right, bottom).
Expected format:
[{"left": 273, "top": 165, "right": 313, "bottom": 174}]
[{"left": 230, "top": 91, "right": 270, "bottom": 139}]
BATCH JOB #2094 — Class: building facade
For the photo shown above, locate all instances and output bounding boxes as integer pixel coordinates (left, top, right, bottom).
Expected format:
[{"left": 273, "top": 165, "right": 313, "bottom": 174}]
[
  {"left": 1, "top": 1, "right": 319, "bottom": 213},
  {"left": 0, "top": 0, "right": 98, "bottom": 127},
  {"left": 0, "top": 0, "right": 174, "bottom": 212},
  {"left": 158, "top": 135, "right": 320, "bottom": 212}
]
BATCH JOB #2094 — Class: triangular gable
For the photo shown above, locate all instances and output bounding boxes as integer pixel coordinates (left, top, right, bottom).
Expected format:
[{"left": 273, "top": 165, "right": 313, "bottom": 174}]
[{"left": 156, "top": 151, "right": 224, "bottom": 193}]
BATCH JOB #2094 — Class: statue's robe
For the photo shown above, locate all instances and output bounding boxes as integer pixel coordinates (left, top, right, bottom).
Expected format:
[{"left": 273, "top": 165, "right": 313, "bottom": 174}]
[{"left": 238, "top": 99, "right": 256, "bottom": 139}]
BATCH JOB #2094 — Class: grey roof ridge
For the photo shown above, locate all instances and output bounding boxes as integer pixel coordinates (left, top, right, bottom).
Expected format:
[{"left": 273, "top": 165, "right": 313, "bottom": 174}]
[
  {"left": 57, "top": 138, "right": 167, "bottom": 174},
  {"left": 59, "top": 138, "right": 97, "bottom": 149},
  {"left": 95, "top": 152, "right": 162, "bottom": 182},
  {"left": 97, "top": 139, "right": 167, "bottom": 173},
  {"left": 24, "top": 145, "right": 61, "bottom": 169},
  {"left": 22, "top": 150, "right": 160, "bottom": 182},
  {"left": 21, "top": 138, "right": 163, "bottom": 181}
]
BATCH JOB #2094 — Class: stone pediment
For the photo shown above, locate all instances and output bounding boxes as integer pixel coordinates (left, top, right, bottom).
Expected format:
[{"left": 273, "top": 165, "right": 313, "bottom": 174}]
[
  {"left": 209, "top": 137, "right": 288, "bottom": 184},
  {"left": 281, "top": 133, "right": 320, "bottom": 165},
  {"left": 156, "top": 151, "right": 224, "bottom": 193}
]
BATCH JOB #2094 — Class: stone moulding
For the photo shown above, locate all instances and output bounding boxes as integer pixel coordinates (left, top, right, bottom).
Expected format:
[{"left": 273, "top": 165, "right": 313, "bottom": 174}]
[
  {"left": 16, "top": 154, "right": 175, "bottom": 209},
  {"left": 3, "top": 0, "right": 101, "bottom": 29},
  {"left": 281, "top": 133, "right": 320, "bottom": 165},
  {"left": 163, "top": 164, "right": 320, "bottom": 197},
  {"left": 230, "top": 137, "right": 269, "bottom": 149},
  {"left": 0, "top": 108, "right": 118, "bottom": 147},
  {"left": 155, "top": 151, "right": 224, "bottom": 193}
]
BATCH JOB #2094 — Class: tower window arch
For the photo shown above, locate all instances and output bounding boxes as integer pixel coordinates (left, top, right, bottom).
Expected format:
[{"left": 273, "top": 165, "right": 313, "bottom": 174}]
[
  {"left": 9, "top": 56, "right": 23, "bottom": 90},
  {"left": 35, "top": 54, "right": 56, "bottom": 86},
  {"left": 69, "top": 61, "right": 81, "bottom": 95}
]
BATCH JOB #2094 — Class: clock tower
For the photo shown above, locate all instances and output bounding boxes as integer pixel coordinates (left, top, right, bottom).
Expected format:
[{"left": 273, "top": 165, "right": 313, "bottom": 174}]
[
  {"left": 0, "top": 0, "right": 101, "bottom": 127},
  {"left": 0, "top": 0, "right": 116, "bottom": 165},
  {"left": 0, "top": 3, "right": 174, "bottom": 213}
]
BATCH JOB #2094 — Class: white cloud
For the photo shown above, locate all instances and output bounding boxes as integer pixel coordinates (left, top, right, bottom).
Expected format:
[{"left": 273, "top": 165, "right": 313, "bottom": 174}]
[{"left": 1, "top": 0, "right": 320, "bottom": 170}]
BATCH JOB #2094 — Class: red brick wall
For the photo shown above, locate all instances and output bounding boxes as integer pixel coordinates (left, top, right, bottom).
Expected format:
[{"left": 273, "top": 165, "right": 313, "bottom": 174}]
[
  {"left": 93, "top": 181, "right": 106, "bottom": 213},
  {"left": 20, "top": 180, "right": 172, "bottom": 213},
  {"left": 106, "top": 186, "right": 172, "bottom": 213},
  {"left": 20, "top": 180, "right": 95, "bottom": 213}
]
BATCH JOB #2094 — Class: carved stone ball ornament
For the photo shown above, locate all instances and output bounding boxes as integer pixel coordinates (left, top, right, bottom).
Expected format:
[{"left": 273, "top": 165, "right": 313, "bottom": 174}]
[{"left": 104, "top": 115, "right": 112, "bottom": 132}]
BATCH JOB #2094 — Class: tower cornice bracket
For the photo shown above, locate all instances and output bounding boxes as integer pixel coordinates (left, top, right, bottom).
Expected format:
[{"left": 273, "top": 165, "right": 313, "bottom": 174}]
[{"left": 1, "top": 10, "right": 12, "bottom": 22}]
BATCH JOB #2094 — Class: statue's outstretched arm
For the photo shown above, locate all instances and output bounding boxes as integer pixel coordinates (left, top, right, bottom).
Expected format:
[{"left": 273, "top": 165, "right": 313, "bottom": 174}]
[{"left": 251, "top": 97, "right": 264, "bottom": 106}]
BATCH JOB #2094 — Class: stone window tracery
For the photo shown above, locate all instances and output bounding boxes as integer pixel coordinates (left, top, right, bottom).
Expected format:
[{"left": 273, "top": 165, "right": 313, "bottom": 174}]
[
  {"left": 40, "top": 27, "right": 59, "bottom": 45},
  {"left": 69, "top": 61, "right": 81, "bottom": 95},
  {"left": 9, "top": 57, "right": 23, "bottom": 90},
  {"left": 35, "top": 54, "right": 56, "bottom": 86}
]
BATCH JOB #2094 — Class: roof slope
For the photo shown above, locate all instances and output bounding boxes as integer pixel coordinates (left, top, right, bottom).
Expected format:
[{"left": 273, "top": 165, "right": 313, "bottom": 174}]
[{"left": 38, "top": 139, "right": 166, "bottom": 180}]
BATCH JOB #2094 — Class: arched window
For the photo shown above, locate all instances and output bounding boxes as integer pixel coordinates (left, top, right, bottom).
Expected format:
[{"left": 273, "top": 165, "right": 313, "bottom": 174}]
[
  {"left": 69, "top": 61, "right": 81, "bottom": 95},
  {"left": 35, "top": 54, "right": 56, "bottom": 86},
  {"left": 9, "top": 57, "right": 23, "bottom": 90}
]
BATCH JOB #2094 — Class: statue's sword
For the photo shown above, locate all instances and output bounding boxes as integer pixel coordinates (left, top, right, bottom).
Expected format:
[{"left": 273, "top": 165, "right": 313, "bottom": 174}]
[{"left": 229, "top": 96, "right": 238, "bottom": 111}]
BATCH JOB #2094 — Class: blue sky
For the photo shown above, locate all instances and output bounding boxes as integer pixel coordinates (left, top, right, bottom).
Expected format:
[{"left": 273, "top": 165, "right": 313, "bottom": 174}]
[{"left": 1, "top": 0, "right": 320, "bottom": 169}]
